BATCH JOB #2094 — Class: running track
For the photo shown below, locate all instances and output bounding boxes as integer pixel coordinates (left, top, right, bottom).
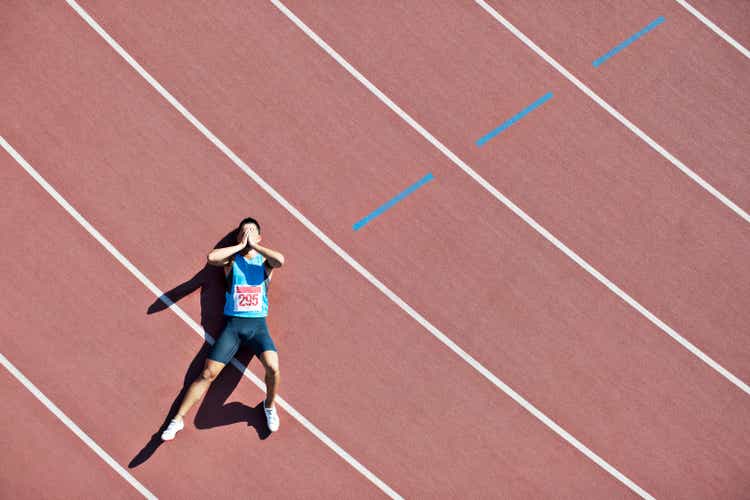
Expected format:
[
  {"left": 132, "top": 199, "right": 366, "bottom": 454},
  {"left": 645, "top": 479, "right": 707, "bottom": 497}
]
[{"left": 1, "top": 1, "right": 748, "bottom": 498}]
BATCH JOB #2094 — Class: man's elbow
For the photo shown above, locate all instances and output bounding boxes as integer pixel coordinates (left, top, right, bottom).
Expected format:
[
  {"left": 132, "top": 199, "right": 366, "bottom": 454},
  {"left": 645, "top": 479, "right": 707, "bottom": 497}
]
[
  {"left": 273, "top": 254, "right": 286, "bottom": 268},
  {"left": 206, "top": 254, "right": 223, "bottom": 266}
]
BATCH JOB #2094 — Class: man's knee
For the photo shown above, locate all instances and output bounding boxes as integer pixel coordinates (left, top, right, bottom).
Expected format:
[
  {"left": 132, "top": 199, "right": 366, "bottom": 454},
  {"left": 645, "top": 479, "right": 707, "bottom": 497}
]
[
  {"left": 201, "top": 367, "right": 220, "bottom": 383},
  {"left": 265, "top": 363, "right": 280, "bottom": 378}
]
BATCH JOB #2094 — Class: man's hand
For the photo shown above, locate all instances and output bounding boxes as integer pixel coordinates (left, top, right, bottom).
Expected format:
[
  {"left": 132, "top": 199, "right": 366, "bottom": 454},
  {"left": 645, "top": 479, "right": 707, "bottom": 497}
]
[
  {"left": 206, "top": 230, "right": 252, "bottom": 266},
  {"left": 245, "top": 230, "right": 261, "bottom": 249}
]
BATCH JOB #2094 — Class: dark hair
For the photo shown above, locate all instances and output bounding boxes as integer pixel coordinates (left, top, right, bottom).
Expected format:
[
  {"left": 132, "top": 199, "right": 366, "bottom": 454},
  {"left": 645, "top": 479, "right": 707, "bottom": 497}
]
[{"left": 237, "top": 216, "right": 261, "bottom": 234}]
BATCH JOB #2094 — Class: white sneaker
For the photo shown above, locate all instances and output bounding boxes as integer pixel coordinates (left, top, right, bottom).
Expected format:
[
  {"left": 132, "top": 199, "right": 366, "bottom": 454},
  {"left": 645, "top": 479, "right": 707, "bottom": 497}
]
[
  {"left": 264, "top": 402, "right": 280, "bottom": 432},
  {"left": 161, "top": 418, "right": 184, "bottom": 441}
]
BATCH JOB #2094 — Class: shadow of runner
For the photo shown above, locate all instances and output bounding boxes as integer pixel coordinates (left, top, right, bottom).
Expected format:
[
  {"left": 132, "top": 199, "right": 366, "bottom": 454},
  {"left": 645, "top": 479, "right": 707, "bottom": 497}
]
[{"left": 129, "top": 229, "right": 269, "bottom": 469}]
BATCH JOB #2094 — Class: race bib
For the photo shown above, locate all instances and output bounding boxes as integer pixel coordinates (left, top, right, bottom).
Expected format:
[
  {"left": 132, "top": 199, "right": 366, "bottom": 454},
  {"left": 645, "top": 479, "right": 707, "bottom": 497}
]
[{"left": 233, "top": 285, "right": 262, "bottom": 312}]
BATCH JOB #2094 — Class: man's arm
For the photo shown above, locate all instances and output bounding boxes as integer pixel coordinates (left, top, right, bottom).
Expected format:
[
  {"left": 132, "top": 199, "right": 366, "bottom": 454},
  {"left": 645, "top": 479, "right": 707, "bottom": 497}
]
[
  {"left": 207, "top": 233, "right": 248, "bottom": 266},
  {"left": 251, "top": 242, "right": 285, "bottom": 269}
]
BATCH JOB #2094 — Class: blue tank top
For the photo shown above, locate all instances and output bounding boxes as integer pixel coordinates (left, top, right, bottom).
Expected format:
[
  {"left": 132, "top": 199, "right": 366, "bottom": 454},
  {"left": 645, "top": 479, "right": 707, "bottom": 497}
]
[{"left": 224, "top": 252, "right": 270, "bottom": 317}]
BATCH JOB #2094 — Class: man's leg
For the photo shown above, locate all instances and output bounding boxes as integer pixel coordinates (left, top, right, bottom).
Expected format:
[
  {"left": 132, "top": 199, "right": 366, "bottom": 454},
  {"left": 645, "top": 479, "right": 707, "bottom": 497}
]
[
  {"left": 175, "top": 317, "right": 242, "bottom": 420},
  {"left": 258, "top": 351, "right": 280, "bottom": 408},
  {"left": 175, "top": 358, "right": 227, "bottom": 420},
  {"left": 162, "top": 358, "right": 227, "bottom": 440},
  {"left": 258, "top": 350, "right": 281, "bottom": 432}
]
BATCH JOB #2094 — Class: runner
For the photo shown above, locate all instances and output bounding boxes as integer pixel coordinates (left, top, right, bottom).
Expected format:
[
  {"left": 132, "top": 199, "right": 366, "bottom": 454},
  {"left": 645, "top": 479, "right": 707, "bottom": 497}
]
[{"left": 162, "top": 216, "right": 285, "bottom": 439}]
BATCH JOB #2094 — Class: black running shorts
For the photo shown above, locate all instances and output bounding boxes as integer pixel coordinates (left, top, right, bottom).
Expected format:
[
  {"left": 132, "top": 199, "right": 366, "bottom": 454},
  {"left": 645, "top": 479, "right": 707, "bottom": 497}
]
[{"left": 208, "top": 316, "right": 277, "bottom": 363}]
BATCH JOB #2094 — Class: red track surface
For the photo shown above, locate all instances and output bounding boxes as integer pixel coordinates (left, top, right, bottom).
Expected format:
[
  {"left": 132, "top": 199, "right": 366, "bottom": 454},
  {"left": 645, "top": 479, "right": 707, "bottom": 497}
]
[
  {"left": 282, "top": 0, "right": 750, "bottom": 377},
  {"left": 2, "top": 1, "right": 748, "bottom": 498},
  {"left": 682, "top": 0, "right": 750, "bottom": 49},
  {"left": 485, "top": 0, "right": 750, "bottom": 206},
  {"left": 1, "top": 336, "right": 139, "bottom": 499}
]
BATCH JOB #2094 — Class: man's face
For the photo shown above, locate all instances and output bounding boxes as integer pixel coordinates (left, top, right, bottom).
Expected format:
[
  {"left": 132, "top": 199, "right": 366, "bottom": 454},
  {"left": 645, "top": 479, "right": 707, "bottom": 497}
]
[{"left": 239, "top": 223, "right": 261, "bottom": 244}]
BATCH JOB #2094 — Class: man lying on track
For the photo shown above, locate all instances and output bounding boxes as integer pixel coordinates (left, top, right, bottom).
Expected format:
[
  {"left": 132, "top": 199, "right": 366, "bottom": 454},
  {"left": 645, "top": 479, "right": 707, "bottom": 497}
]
[{"left": 162, "top": 216, "right": 285, "bottom": 440}]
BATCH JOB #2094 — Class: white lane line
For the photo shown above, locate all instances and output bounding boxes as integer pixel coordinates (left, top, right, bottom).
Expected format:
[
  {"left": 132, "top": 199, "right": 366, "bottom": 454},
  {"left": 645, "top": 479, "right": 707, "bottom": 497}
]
[
  {"left": 473, "top": 0, "right": 749, "bottom": 223},
  {"left": 0, "top": 353, "right": 157, "bottom": 499},
  {"left": 60, "top": 3, "right": 654, "bottom": 497},
  {"left": 265, "top": 0, "right": 750, "bottom": 396},
  {"left": 0, "top": 137, "right": 402, "bottom": 500},
  {"left": 674, "top": 0, "right": 750, "bottom": 58}
]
